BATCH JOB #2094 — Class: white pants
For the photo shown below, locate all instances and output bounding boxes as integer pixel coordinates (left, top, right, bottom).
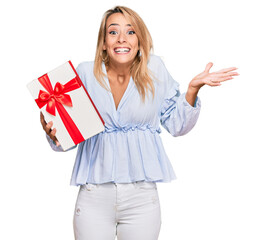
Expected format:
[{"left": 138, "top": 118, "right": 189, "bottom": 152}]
[{"left": 73, "top": 181, "right": 162, "bottom": 240}]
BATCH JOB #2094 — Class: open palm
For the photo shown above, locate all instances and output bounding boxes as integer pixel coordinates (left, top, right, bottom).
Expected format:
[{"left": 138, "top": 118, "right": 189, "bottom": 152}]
[{"left": 189, "top": 62, "right": 239, "bottom": 90}]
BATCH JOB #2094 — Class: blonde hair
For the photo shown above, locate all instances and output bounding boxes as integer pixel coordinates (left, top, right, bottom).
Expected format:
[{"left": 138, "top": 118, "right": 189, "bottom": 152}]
[{"left": 94, "top": 6, "right": 155, "bottom": 102}]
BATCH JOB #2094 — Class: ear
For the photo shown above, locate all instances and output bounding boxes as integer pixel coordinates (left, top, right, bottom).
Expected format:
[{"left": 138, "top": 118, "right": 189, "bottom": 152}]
[{"left": 103, "top": 43, "right": 106, "bottom": 51}]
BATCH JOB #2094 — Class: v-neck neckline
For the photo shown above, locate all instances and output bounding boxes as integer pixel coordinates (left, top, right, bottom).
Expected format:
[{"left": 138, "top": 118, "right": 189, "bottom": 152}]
[{"left": 102, "top": 62, "right": 133, "bottom": 112}]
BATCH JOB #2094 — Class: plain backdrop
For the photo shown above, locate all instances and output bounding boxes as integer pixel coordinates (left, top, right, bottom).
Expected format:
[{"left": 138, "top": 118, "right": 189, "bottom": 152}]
[{"left": 1, "top": 0, "right": 265, "bottom": 239}]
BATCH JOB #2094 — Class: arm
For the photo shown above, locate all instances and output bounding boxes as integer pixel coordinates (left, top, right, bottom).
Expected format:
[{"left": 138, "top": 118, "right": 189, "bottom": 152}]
[
  {"left": 158, "top": 56, "right": 201, "bottom": 137},
  {"left": 185, "top": 86, "right": 199, "bottom": 108},
  {"left": 186, "top": 62, "right": 239, "bottom": 107},
  {"left": 159, "top": 59, "right": 239, "bottom": 137},
  {"left": 160, "top": 90, "right": 201, "bottom": 137}
]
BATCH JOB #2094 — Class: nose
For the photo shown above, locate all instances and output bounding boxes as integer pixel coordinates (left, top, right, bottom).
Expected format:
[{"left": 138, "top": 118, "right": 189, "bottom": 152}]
[{"left": 118, "top": 32, "right": 126, "bottom": 43}]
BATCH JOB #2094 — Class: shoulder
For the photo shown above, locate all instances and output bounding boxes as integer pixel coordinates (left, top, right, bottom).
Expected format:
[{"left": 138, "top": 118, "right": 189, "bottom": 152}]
[
  {"left": 76, "top": 61, "right": 94, "bottom": 74},
  {"left": 75, "top": 61, "right": 95, "bottom": 87},
  {"left": 147, "top": 54, "right": 165, "bottom": 70},
  {"left": 148, "top": 54, "right": 172, "bottom": 82},
  {"left": 148, "top": 54, "right": 170, "bottom": 78},
  {"left": 148, "top": 54, "right": 179, "bottom": 93}
]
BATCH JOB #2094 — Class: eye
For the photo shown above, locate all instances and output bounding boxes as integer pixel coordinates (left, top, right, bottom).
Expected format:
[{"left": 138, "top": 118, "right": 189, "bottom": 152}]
[
  {"left": 109, "top": 31, "right": 118, "bottom": 35},
  {"left": 128, "top": 30, "right": 135, "bottom": 35}
]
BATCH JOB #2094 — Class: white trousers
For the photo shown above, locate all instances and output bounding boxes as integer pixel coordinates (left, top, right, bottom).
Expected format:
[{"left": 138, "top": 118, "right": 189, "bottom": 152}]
[{"left": 73, "top": 181, "right": 162, "bottom": 240}]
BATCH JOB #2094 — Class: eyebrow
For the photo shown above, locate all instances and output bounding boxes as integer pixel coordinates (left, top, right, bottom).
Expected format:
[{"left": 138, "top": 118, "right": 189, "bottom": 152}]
[{"left": 107, "top": 23, "right": 132, "bottom": 28}]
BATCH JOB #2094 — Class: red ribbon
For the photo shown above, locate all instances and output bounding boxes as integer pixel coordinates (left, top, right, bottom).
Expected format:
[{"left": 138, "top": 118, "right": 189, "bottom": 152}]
[{"left": 35, "top": 73, "right": 85, "bottom": 145}]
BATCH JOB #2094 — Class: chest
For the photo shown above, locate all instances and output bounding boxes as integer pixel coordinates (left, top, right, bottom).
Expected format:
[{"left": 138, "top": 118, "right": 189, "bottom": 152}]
[
  {"left": 84, "top": 72, "right": 163, "bottom": 126},
  {"left": 108, "top": 78, "right": 131, "bottom": 111}
]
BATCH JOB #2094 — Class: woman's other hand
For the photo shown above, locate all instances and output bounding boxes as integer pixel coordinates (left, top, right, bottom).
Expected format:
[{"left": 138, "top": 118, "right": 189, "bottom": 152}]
[
  {"left": 185, "top": 62, "right": 239, "bottom": 106},
  {"left": 40, "top": 112, "right": 60, "bottom": 147},
  {"left": 189, "top": 62, "right": 239, "bottom": 91}
]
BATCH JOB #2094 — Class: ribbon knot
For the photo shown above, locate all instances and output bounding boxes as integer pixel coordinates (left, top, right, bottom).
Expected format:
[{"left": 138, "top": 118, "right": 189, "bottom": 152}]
[{"left": 35, "top": 75, "right": 80, "bottom": 116}]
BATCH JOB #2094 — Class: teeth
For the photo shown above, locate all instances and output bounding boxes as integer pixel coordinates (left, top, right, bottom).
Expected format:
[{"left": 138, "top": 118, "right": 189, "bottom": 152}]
[{"left": 114, "top": 48, "right": 130, "bottom": 53}]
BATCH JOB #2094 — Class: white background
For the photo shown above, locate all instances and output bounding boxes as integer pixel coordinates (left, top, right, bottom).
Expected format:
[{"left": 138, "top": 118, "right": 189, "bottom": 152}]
[{"left": 1, "top": 0, "right": 265, "bottom": 239}]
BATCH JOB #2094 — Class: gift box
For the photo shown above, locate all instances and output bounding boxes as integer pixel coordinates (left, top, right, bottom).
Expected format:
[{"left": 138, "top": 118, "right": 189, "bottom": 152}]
[{"left": 27, "top": 61, "right": 105, "bottom": 151}]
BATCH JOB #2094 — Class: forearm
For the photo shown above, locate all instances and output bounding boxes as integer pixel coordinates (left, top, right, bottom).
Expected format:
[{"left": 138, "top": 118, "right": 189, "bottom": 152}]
[
  {"left": 185, "top": 85, "right": 200, "bottom": 107},
  {"left": 161, "top": 92, "right": 201, "bottom": 137}
]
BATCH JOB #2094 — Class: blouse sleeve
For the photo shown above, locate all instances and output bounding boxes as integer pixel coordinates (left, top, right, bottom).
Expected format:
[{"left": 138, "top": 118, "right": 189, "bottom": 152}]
[{"left": 159, "top": 57, "right": 201, "bottom": 137}]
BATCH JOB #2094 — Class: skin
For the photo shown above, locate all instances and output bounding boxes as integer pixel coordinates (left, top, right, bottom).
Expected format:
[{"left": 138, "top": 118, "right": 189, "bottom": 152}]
[
  {"left": 186, "top": 63, "right": 239, "bottom": 106},
  {"left": 103, "top": 13, "right": 139, "bottom": 110},
  {"left": 40, "top": 12, "right": 239, "bottom": 146}
]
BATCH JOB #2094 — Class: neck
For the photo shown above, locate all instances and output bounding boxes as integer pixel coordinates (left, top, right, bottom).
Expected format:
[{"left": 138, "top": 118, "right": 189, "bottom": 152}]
[{"left": 106, "top": 61, "right": 131, "bottom": 84}]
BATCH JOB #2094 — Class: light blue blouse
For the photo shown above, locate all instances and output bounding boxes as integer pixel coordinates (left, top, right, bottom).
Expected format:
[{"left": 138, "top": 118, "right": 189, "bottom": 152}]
[{"left": 46, "top": 55, "right": 201, "bottom": 186}]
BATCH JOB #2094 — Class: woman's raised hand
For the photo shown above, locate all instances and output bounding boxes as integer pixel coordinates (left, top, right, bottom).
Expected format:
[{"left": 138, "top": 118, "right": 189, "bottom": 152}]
[
  {"left": 40, "top": 112, "right": 60, "bottom": 147},
  {"left": 189, "top": 62, "right": 239, "bottom": 91}
]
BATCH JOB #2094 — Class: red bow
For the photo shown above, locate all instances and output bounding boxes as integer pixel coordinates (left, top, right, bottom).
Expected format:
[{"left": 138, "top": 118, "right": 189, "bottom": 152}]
[
  {"left": 35, "top": 74, "right": 80, "bottom": 116},
  {"left": 35, "top": 72, "right": 84, "bottom": 145}
]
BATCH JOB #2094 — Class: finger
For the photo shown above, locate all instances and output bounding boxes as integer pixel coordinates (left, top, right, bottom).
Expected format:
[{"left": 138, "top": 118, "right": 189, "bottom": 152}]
[
  {"left": 40, "top": 112, "right": 47, "bottom": 126},
  {"left": 208, "top": 76, "right": 233, "bottom": 83},
  {"left": 206, "top": 81, "right": 221, "bottom": 87},
  {"left": 50, "top": 136, "right": 60, "bottom": 147},
  {"left": 204, "top": 62, "right": 213, "bottom": 73},
  {"left": 215, "top": 67, "right": 238, "bottom": 73},
  {"left": 50, "top": 128, "right": 57, "bottom": 137},
  {"left": 49, "top": 128, "right": 60, "bottom": 146},
  {"left": 218, "top": 78, "right": 233, "bottom": 83},
  {"left": 44, "top": 121, "right": 53, "bottom": 134},
  {"left": 47, "top": 131, "right": 59, "bottom": 144},
  {"left": 55, "top": 140, "right": 61, "bottom": 147},
  {"left": 209, "top": 72, "right": 239, "bottom": 82},
  {"left": 46, "top": 121, "right": 53, "bottom": 129},
  {"left": 214, "top": 76, "right": 234, "bottom": 83},
  {"left": 212, "top": 72, "right": 239, "bottom": 77}
]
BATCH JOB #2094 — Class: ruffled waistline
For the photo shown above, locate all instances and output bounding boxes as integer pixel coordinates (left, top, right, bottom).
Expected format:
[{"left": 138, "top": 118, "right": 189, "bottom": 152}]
[{"left": 103, "top": 125, "right": 162, "bottom": 134}]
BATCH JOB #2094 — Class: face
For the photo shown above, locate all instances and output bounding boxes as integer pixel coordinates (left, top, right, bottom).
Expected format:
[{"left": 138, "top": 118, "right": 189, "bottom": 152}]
[{"left": 103, "top": 13, "right": 139, "bottom": 67}]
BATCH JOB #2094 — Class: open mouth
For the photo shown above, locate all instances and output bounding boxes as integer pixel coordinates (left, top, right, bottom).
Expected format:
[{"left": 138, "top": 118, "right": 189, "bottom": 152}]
[{"left": 114, "top": 47, "right": 131, "bottom": 54}]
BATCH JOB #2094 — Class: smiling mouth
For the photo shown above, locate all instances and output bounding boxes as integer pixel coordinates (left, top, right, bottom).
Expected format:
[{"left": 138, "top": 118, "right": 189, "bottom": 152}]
[{"left": 114, "top": 48, "right": 131, "bottom": 53}]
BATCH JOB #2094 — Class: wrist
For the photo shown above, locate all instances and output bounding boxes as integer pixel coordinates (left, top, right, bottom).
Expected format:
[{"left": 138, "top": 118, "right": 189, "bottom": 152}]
[
  {"left": 187, "top": 84, "right": 200, "bottom": 95},
  {"left": 189, "top": 78, "right": 205, "bottom": 92}
]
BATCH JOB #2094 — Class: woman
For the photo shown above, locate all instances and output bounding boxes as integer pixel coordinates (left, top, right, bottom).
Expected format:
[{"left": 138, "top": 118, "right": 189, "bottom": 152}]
[{"left": 40, "top": 6, "right": 239, "bottom": 240}]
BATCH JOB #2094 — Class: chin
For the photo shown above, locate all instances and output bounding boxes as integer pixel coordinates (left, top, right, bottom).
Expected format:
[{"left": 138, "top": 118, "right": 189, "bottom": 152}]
[{"left": 111, "top": 55, "right": 137, "bottom": 65}]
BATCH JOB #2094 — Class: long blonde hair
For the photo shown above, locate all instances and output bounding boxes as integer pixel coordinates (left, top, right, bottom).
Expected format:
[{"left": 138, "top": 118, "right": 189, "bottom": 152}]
[{"left": 94, "top": 6, "right": 155, "bottom": 102}]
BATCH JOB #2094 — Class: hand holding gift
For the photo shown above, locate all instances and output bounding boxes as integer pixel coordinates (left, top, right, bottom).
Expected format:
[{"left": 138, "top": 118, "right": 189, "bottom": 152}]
[
  {"left": 27, "top": 61, "right": 105, "bottom": 151},
  {"left": 40, "top": 112, "right": 60, "bottom": 147}
]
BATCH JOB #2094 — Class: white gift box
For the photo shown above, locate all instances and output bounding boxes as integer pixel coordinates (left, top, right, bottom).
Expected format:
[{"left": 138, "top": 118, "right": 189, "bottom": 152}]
[{"left": 27, "top": 61, "right": 105, "bottom": 151}]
